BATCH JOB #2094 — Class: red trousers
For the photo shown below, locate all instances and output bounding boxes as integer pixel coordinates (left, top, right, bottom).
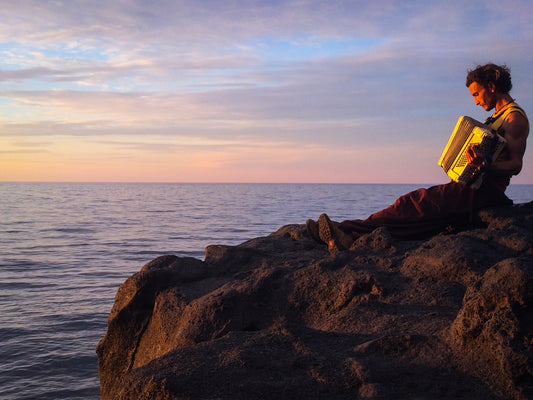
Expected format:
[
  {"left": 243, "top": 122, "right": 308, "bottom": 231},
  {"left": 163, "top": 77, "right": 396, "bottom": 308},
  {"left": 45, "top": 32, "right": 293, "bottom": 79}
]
[{"left": 338, "top": 181, "right": 512, "bottom": 240}]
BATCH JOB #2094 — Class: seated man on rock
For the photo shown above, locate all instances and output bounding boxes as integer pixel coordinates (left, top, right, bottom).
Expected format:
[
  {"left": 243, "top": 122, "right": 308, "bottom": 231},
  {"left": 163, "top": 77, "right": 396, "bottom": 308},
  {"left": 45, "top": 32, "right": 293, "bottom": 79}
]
[{"left": 307, "top": 63, "right": 529, "bottom": 254}]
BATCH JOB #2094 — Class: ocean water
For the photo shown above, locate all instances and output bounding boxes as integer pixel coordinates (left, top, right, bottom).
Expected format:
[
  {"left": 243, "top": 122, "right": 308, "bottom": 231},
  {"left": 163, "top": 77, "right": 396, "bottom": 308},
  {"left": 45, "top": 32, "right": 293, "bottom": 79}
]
[{"left": 1, "top": 182, "right": 532, "bottom": 400}]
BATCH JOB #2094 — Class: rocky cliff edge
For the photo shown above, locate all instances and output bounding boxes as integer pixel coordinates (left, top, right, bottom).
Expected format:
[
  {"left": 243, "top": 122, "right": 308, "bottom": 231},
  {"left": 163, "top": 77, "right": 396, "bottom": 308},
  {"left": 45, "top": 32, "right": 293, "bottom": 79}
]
[{"left": 97, "top": 202, "right": 533, "bottom": 400}]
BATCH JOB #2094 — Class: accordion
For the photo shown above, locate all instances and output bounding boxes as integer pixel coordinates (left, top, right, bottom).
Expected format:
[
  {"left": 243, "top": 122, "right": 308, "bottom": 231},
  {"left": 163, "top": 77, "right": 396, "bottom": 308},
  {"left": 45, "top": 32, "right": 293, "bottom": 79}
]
[{"left": 438, "top": 116, "right": 506, "bottom": 189}]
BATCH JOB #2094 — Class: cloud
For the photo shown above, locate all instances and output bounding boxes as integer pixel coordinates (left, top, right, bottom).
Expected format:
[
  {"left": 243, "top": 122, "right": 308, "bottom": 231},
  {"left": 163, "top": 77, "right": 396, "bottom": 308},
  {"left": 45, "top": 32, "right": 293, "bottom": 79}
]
[{"left": 1, "top": 0, "right": 532, "bottom": 182}]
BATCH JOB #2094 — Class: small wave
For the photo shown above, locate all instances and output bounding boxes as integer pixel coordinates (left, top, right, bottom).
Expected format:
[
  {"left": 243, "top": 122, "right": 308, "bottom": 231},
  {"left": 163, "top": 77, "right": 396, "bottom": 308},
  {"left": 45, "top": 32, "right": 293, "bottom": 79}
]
[
  {"left": 39, "top": 228, "right": 95, "bottom": 234},
  {"left": 0, "top": 281, "right": 57, "bottom": 290},
  {"left": 0, "top": 327, "right": 33, "bottom": 342},
  {"left": 1, "top": 355, "right": 100, "bottom": 400}
]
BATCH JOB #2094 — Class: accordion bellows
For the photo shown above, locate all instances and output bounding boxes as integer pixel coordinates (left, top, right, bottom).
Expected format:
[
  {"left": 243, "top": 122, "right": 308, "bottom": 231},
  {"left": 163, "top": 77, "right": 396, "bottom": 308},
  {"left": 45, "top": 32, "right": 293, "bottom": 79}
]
[{"left": 438, "top": 116, "right": 506, "bottom": 189}]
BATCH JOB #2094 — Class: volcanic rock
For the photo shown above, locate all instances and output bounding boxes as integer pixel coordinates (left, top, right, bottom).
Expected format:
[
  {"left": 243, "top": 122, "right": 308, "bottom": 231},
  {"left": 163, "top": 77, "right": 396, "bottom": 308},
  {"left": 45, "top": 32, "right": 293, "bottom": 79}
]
[{"left": 97, "top": 202, "right": 533, "bottom": 400}]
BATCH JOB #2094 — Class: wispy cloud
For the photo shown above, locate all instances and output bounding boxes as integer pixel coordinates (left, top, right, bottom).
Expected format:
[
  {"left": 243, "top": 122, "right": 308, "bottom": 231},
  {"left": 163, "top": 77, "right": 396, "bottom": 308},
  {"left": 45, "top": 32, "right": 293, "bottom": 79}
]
[{"left": 1, "top": 0, "right": 532, "bottom": 182}]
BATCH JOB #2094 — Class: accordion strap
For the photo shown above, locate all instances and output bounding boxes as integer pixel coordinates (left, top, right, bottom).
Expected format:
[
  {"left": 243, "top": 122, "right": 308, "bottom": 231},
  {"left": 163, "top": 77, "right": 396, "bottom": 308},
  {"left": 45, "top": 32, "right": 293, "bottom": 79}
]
[{"left": 486, "top": 102, "right": 527, "bottom": 131}]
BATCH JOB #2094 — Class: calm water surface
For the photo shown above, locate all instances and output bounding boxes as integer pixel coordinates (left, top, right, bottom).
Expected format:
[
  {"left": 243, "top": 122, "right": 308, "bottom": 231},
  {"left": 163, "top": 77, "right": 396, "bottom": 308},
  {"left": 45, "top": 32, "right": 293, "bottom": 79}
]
[{"left": 1, "top": 182, "right": 532, "bottom": 399}]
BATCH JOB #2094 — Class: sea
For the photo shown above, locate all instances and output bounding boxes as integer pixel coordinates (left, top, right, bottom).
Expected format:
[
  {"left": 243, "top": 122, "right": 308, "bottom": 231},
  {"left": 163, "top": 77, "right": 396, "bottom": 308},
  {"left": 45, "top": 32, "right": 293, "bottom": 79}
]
[{"left": 1, "top": 182, "right": 532, "bottom": 400}]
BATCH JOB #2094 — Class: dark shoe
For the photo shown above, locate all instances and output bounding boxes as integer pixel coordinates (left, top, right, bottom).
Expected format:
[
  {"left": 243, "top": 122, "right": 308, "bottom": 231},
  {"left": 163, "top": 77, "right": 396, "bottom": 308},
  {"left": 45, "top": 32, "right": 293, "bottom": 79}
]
[
  {"left": 306, "top": 219, "right": 322, "bottom": 244},
  {"left": 318, "top": 213, "right": 353, "bottom": 255}
]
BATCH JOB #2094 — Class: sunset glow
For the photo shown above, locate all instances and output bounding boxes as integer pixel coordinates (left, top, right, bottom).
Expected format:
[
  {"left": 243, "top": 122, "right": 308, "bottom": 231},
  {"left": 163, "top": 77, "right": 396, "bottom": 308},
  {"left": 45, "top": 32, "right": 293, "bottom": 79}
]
[{"left": 1, "top": 1, "right": 532, "bottom": 183}]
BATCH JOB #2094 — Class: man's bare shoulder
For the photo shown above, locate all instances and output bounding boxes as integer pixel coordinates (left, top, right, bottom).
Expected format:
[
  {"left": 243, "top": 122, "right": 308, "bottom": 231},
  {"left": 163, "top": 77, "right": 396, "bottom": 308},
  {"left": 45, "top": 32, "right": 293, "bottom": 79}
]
[{"left": 503, "top": 110, "right": 529, "bottom": 139}]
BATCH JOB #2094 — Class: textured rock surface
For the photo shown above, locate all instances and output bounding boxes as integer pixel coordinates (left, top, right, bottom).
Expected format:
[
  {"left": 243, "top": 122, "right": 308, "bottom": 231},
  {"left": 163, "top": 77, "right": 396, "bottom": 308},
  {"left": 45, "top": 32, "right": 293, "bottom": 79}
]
[{"left": 97, "top": 202, "right": 533, "bottom": 400}]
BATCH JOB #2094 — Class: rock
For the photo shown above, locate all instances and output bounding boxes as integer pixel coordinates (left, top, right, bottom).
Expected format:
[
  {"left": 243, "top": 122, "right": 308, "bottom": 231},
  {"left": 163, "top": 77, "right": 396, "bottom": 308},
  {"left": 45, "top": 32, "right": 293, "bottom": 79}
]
[{"left": 97, "top": 203, "right": 533, "bottom": 400}]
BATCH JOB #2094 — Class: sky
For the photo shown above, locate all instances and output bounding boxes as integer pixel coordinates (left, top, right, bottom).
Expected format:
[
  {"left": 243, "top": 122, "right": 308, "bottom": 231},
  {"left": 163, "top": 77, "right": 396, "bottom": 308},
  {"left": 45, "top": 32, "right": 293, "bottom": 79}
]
[{"left": 1, "top": 0, "right": 533, "bottom": 184}]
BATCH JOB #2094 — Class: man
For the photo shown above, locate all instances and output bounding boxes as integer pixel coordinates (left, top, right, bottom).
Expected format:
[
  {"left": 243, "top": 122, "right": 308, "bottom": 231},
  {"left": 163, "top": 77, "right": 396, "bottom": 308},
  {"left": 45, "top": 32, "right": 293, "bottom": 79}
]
[{"left": 307, "top": 63, "right": 529, "bottom": 255}]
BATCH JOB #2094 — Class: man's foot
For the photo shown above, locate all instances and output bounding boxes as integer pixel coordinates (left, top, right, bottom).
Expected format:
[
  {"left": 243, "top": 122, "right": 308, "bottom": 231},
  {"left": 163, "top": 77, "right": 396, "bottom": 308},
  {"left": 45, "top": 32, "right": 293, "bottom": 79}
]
[
  {"left": 318, "top": 213, "right": 353, "bottom": 255},
  {"left": 306, "top": 219, "right": 322, "bottom": 244}
]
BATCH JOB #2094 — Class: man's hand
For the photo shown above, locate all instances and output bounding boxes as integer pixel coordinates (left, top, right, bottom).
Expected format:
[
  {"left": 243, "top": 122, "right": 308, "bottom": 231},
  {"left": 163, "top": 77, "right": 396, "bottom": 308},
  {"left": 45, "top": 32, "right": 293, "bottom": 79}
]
[{"left": 466, "top": 143, "right": 485, "bottom": 167}]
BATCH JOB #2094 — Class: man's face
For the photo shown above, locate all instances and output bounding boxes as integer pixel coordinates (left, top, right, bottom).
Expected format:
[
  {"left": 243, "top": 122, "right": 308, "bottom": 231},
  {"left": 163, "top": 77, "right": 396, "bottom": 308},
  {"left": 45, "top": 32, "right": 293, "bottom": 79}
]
[{"left": 468, "top": 81, "right": 495, "bottom": 111}]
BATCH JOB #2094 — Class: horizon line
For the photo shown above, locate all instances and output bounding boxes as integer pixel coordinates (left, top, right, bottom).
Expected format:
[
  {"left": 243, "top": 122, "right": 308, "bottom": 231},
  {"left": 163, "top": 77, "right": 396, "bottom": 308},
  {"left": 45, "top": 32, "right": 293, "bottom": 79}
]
[{"left": 3, "top": 180, "right": 533, "bottom": 186}]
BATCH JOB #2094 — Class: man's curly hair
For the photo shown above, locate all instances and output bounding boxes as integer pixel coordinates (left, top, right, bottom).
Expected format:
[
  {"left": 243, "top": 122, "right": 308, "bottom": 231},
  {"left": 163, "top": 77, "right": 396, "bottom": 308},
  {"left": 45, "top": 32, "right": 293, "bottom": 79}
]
[{"left": 466, "top": 63, "right": 512, "bottom": 94}]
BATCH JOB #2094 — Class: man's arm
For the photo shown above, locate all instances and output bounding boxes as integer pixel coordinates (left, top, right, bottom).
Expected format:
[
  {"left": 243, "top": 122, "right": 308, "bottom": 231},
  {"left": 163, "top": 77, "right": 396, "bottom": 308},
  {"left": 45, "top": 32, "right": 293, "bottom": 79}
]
[
  {"left": 490, "top": 111, "right": 529, "bottom": 176},
  {"left": 466, "top": 111, "right": 529, "bottom": 175}
]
